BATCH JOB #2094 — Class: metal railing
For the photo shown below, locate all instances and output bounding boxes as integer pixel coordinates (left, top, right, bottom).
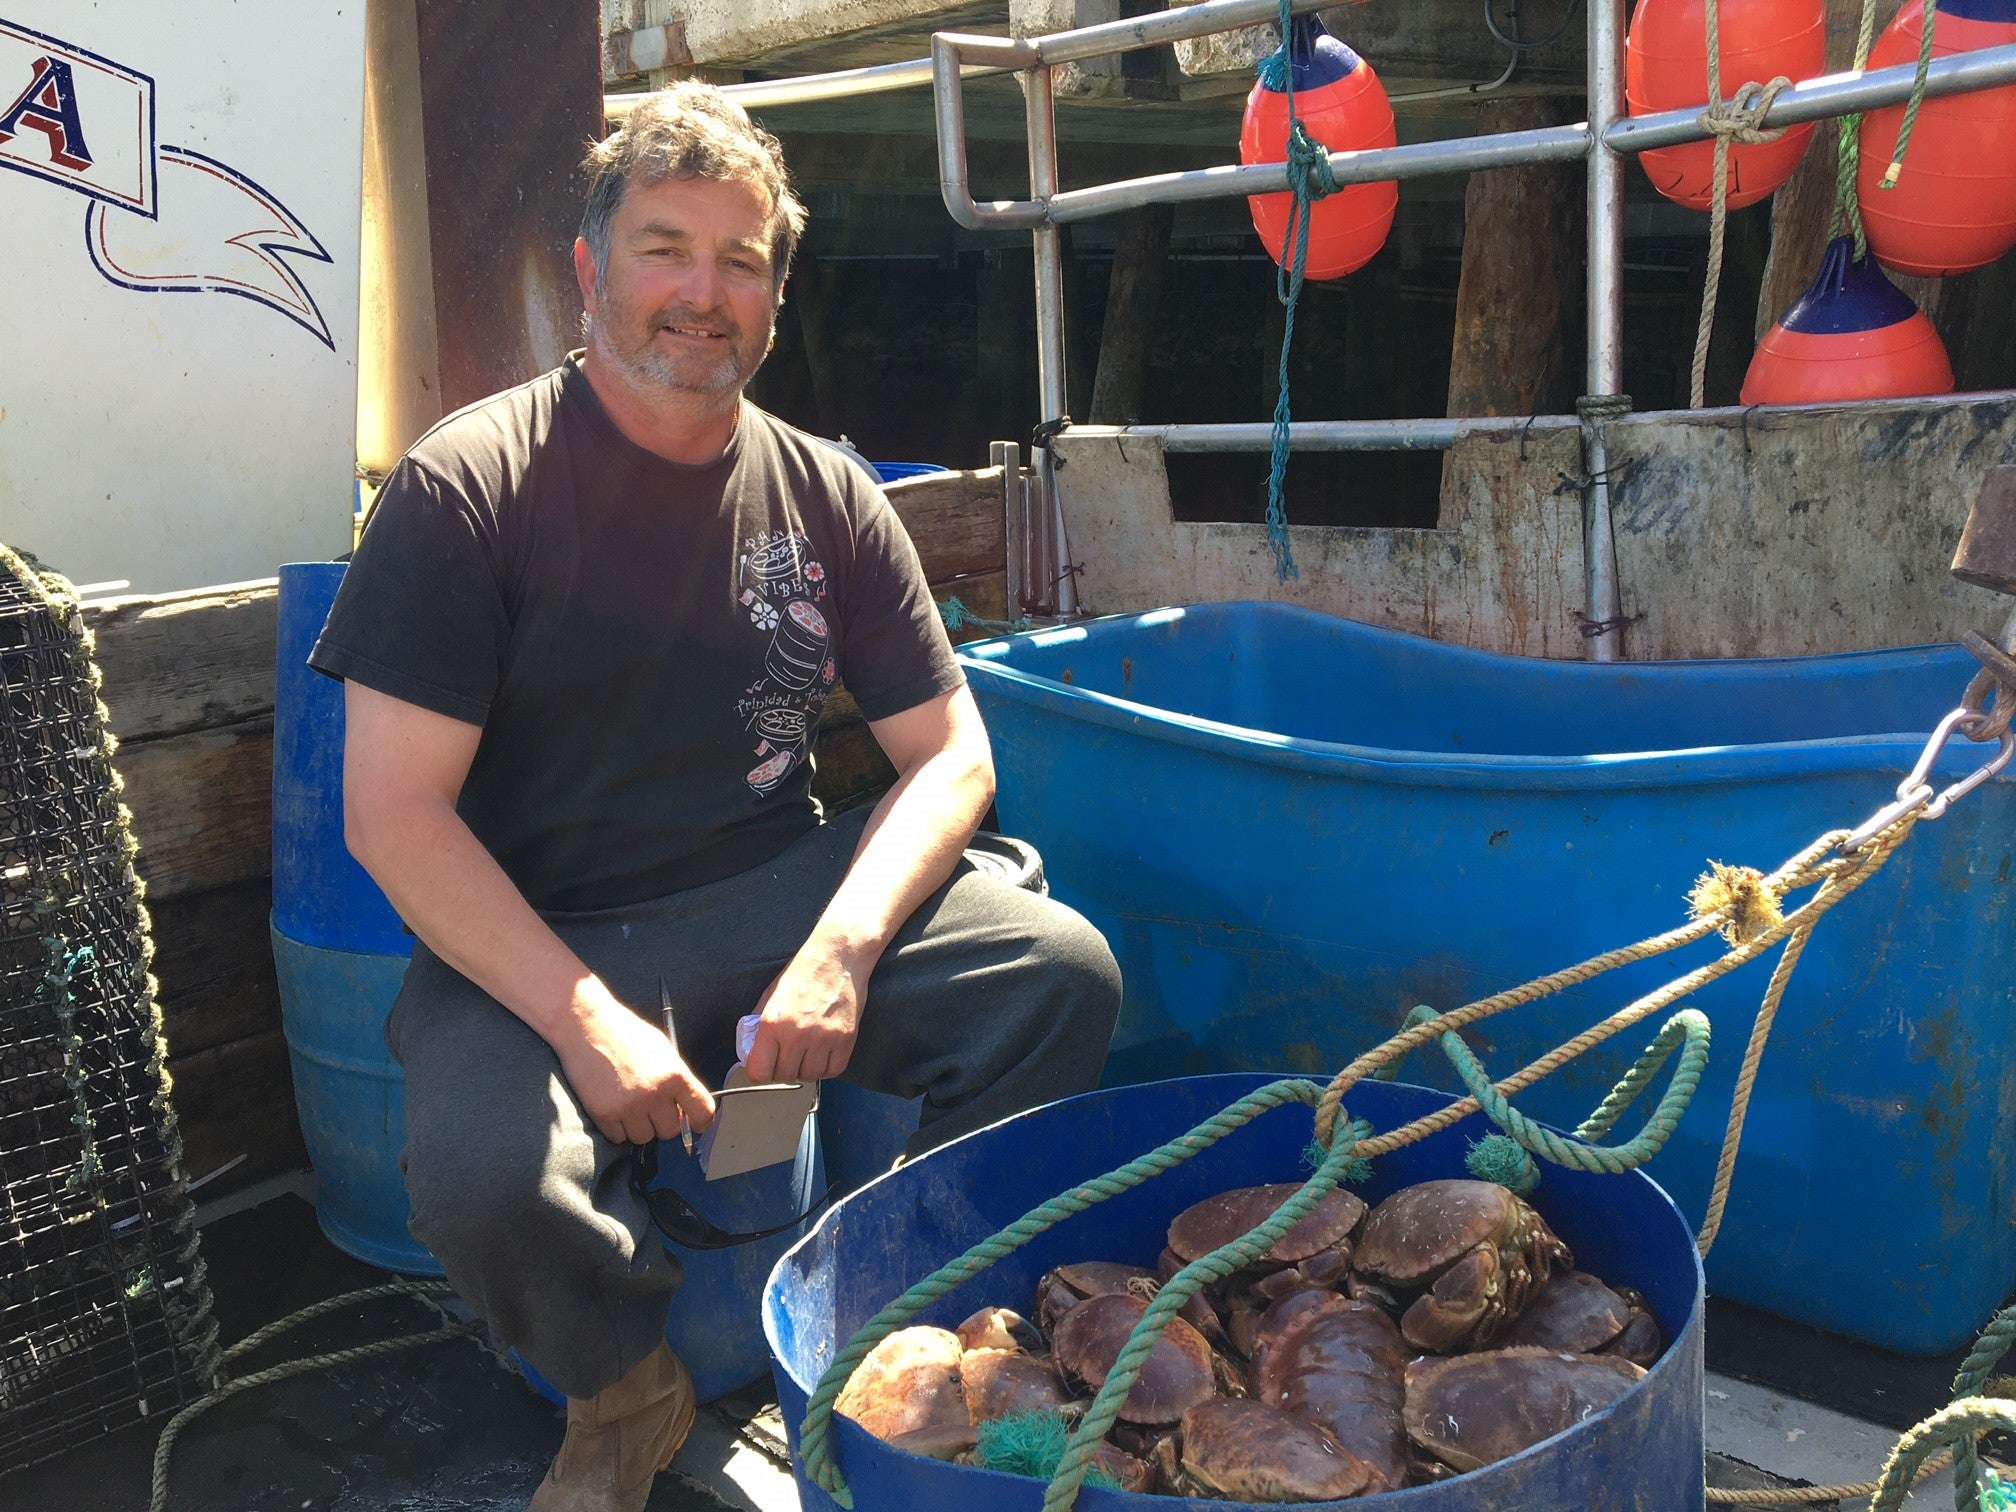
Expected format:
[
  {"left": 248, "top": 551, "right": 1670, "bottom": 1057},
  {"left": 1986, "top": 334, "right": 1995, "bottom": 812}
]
[{"left": 613, "top": 0, "right": 2016, "bottom": 656}]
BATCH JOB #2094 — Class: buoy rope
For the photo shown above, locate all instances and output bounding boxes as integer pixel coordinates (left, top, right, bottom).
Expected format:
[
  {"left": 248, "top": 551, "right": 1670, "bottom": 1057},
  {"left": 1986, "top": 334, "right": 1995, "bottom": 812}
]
[
  {"left": 1256, "top": 0, "right": 1343, "bottom": 585},
  {"left": 1831, "top": 0, "right": 1940, "bottom": 254},
  {"left": 1690, "top": 0, "right": 1792, "bottom": 407},
  {"left": 1702, "top": 1449, "right": 1955, "bottom": 1504},
  {"left": 798, "top": 800, "right": 1924, "bottom": 1509}
]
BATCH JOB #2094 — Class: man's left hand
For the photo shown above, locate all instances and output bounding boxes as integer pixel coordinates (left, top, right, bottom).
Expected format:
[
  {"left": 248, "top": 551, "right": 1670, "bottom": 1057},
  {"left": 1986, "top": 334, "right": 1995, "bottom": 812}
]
[{"left": 744, "top": 940, "right": 870, "bottom": 1083}]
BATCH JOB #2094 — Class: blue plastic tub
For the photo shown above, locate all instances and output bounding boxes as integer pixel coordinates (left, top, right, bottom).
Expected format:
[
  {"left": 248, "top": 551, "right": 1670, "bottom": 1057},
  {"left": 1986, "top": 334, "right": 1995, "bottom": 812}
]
[
  {"left": 765, "top": 1073, "right": 1706, "bottom": 1511},
  {"left": 872, "top": 461, "right": 951, "bottom": 485},
  {"left": 959, "top": 602, "right": 2016, "bottom": 1354}
]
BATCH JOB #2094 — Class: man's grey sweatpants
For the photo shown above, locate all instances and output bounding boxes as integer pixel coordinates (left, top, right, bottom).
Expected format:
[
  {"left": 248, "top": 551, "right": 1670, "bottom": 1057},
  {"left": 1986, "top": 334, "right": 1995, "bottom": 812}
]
[{"left": 386, "top": 807, "right": 1122, "bottom": 1402}]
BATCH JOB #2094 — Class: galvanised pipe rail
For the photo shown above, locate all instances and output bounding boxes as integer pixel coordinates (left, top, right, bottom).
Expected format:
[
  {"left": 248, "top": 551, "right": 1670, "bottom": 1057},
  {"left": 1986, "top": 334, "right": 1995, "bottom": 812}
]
[{"left": 1102, "top": 417, "right": 1582, "bottom": 451}]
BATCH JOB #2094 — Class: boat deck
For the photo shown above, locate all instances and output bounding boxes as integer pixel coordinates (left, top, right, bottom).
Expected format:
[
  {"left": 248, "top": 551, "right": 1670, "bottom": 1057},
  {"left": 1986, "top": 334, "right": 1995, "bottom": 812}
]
[{"left": 0, "top": 1175, "right": 1973, "bottom": 1511}]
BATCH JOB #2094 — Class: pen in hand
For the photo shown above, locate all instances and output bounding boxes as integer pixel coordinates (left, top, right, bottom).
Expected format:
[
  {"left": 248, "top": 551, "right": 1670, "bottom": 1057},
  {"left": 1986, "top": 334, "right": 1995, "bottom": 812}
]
[{"left": 659, "top": 979, "right": 694, "bottom": 1157}]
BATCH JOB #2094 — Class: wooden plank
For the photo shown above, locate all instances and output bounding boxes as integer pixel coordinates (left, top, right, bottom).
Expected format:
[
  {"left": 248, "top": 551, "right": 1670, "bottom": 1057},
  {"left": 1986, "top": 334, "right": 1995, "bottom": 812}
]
[
  {"left": 88, "top": 582, "right": 278, "bottom": 743},
  {"left": 883, "top": 468, "right": 1007, "bottom": 583},
  {"left": 119, "top": 718, "right": 274, "bottom": 902},
  {"left": 167, "top": 1029, "right": 306, "bottom": 1193},
  {"left": 152, "top": 881, "right": 281, "bottom": 1061}
]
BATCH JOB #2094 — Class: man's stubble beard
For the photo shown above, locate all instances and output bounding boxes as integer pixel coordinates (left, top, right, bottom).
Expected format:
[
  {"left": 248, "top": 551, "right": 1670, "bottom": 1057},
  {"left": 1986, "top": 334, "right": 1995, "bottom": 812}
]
[{"left": 588, "top": 277, "right": 775, "bottom": 402}]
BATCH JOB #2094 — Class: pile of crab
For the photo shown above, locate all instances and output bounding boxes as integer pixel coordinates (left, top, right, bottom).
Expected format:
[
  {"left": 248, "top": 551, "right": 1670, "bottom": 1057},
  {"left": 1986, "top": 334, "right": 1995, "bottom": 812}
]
[{"left": 834, "top": 1177, "right": 1664, "bottom": 1502}]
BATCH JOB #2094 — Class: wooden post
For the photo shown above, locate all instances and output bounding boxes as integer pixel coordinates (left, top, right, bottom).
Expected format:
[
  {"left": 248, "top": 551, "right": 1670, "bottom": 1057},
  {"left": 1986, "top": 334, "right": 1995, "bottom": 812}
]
[
  {"left": 1089, "top": 204, "right": 1174, "bottom": 424},
  {"left": 1444, "top": 96, "right": 1584, "bottom": 419}
]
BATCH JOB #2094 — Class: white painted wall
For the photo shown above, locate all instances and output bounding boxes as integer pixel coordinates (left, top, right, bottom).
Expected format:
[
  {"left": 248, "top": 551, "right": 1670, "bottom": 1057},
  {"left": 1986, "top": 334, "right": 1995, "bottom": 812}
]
[{"left": 0, "top": 5, "right": 364, "bottom": 593}]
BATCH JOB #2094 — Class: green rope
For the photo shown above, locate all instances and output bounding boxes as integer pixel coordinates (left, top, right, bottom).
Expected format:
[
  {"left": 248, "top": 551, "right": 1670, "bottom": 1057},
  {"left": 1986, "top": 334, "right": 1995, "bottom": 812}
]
[
  {"left": 1256, "top": 0, "right": 1343, "bottom": 584},
  {"left": 1879, "top": 0, "right": 1941, "bottom": 191},
  {"left": 938, "top": 595, "right": 1032, "bottom": 636},
  {"left": 1829, "top": 0, "right": 1940, "bottom": 257},
  {"left": 796, "top": 1076, "right": 1348, "bottom": 1508},
  {"left": 43, "top": 938, "right": 102, "bottom": 1193},
  {"left": 1434, "top": 1007, "right": 1710, "bottom": 1175},
  {"left": 1374, "top": 1001, "right": 1709, "bottom": 1177},
  {"left": 1947, "top": 1302, "right": 2016, "bottom": 1509}
]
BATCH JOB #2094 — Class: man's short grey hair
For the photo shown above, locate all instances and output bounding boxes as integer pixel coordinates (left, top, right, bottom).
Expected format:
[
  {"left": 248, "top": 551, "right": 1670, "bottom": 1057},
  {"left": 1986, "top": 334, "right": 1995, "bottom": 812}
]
[{"left": 581, "top": 81, "right": 808, "bottom": 292}]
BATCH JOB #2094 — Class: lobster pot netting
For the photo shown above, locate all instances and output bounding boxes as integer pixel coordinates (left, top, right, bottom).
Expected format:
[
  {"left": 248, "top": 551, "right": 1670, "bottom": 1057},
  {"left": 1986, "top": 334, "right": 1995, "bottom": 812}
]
[{"left": 0, "top": 545, "right": 218, "bottom": 1475}]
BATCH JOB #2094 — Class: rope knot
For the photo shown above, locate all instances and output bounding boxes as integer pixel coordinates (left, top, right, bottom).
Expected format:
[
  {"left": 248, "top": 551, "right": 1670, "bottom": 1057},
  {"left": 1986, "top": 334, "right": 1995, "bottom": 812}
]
[
  {"left": 1697, "top": 76, "right": 1791, "bottom": 146},
  {"left": 1687, "top": 861, "right": 1785, "bottom": 946},
  {"left": 1285, "top": 120, "right": 1339, "bottom": 202}
]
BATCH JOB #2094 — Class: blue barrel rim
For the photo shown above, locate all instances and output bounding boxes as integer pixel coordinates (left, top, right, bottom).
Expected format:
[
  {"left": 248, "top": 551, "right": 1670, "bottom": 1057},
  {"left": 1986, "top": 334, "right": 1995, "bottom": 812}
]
[
  {"left": 765, "top": 1072, "right": 1706, "bottom": 1508},
  {"left": 959, "top": 602, "right": 1996, "bottom": 793}
]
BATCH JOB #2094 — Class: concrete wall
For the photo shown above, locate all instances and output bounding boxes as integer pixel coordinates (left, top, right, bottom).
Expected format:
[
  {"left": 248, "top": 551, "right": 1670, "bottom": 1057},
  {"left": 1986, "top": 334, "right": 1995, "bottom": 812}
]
[{"left": 1055, "top": 392, "right": 2016, "bottom": 660}]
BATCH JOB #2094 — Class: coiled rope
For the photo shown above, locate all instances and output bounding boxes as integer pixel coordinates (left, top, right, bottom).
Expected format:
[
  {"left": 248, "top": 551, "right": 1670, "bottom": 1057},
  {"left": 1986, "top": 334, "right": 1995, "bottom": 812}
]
[{"left": 149, "top": 1278, "right": 479, "bottom": 1512}]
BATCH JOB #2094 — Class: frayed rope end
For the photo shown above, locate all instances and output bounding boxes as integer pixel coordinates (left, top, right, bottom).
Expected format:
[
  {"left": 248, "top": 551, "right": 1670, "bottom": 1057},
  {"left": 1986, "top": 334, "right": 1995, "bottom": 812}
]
[{"left": 1687, "top": 860, "right": 1784, "bottom": 947}]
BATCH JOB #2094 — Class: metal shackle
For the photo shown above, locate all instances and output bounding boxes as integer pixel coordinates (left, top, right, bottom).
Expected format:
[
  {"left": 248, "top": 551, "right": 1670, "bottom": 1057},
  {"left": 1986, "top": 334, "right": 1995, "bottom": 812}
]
[{"left": 1952, "top": 466, "right": 2016, "bottom": 596}]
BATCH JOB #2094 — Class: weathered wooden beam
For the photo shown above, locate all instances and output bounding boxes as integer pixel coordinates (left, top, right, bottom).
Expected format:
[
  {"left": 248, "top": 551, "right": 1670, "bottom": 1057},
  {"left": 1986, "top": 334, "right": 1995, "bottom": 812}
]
[
  {"left": 167, "top": 1029, "right": 306, "bottom": 1190},
  {"left": 1444, "top": 96, "right": 1582, "bottom": 420},
  {"left": 152, "top": 881, "right": 282, "bottom": 1062},
  {"left": 120, "top": 719, "right": 274, "bottom": 903},
  {"left": 1090, "top": 204, "right": 1175, "bottom": 426},
  {"left": 883, "top": 467, "right": 1010, "bottom": 581},
  {"left": 90, "top": 582, "right": 278, "bottom": 744}
]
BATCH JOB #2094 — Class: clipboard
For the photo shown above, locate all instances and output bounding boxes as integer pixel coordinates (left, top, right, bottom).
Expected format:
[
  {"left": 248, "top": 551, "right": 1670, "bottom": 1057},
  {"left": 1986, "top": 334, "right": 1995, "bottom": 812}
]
[{"left": 696, "top": 1064, "right": 821, "bottom": 1180}]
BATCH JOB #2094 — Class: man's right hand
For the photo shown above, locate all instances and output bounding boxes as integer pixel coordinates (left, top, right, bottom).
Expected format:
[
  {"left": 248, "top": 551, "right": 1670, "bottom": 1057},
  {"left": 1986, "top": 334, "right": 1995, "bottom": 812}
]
[{"left": 555, "top": 989, "right": 719, "bottom": 1148}]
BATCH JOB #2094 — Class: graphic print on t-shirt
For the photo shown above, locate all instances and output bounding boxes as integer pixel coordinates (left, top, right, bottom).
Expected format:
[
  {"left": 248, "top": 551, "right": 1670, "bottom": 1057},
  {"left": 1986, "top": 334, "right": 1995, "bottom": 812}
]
[{"left": 735, "top": 529, "right": 838, "bottom": 795}]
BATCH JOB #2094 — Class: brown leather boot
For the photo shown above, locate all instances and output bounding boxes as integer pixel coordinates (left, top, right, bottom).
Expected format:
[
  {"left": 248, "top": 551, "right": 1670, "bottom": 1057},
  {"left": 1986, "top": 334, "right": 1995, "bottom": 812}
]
[{"left": 527, "top": 1343, "right": 696, "bottom": 1512}]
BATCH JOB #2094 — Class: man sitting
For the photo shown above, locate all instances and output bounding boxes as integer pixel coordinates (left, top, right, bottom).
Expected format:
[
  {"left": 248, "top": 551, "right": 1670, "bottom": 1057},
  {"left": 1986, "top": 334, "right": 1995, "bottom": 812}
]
[{"left": 312, "top": 81, "right": 1121, "bottom": 1512}]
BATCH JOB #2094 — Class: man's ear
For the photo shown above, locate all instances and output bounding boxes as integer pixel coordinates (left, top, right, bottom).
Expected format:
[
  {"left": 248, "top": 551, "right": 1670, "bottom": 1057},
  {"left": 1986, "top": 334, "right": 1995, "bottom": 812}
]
[{"left": 573, "top": 237, "right": 599, "bottom": 316}]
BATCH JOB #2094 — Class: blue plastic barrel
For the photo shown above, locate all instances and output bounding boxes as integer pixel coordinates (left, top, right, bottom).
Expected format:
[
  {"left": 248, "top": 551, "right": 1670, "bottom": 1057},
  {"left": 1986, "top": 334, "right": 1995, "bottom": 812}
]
[
  {"left": 958, "top": 602, "right": 2016, "bottom": 1354},
  {"left": 271, "top": 931, "right": 437, "bottom": 1273},
  {"left": 817, "top": 1082, "right": 921, "bottom": 1196},
  {"left": 274, "top": 562, "right": 411, "bottom": 955},
  {"left": 766, "top": 1073, "right": 1705, "bottom": 1511},
  {"left": 524, "top": 1119, "right": 828, "bottom": 1405}
]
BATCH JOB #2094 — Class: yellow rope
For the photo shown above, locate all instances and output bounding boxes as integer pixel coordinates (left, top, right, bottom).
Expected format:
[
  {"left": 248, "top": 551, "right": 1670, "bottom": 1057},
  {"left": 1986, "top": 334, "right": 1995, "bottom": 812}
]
[{"left": 1689, "top": 0, "right": 1792, "bottom": 407}]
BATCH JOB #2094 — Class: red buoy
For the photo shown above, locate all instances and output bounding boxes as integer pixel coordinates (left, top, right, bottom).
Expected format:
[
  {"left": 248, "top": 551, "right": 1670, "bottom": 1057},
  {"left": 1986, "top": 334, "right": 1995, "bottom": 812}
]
[
  {"left": 1857, "top": 0, "right": 2016, "bottom": 277},
  {"left": 1625, "top": 0, "right": 1825, "bottom": 210},
  {"left": 1240, "top": 16, "right": 1397, "bottom": 281},
  {"left": 1742, "top": 236, "right": 1955, "bottom": 404}
]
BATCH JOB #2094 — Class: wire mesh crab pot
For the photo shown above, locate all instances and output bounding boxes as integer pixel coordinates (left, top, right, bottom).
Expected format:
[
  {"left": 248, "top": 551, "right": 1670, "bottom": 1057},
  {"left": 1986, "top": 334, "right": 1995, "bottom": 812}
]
[{"left": 0, "top": 545, "right": 218, "bottom": 1475}]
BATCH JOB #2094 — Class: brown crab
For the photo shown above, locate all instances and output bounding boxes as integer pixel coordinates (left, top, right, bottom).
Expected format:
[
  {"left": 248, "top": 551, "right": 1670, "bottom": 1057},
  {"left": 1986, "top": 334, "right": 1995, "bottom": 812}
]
[
  {"left": 1036, "top": 1260, "right": 1223, "bottom": 1349},
  {"left": 1350, "top": 1179, "right": 1572, "bottom": 1352},
  {"left": 1162, "top": 1184, "right": 1369, "bottom": 1353},
  {"left": 835, "top": 1326, "right": 975, "bottom": 1457},
  {"left": 956, "top": 1305, "right": 1046, "bottom": 1355},
  {"left": 1247, "top": 1289, "right": 1411, "bottom": 1494},
  {"left": 960, "top": 1347, "right": 1074, "bottom": 1424},
  {"left": 1050, "top": 1292, "right": 1217, "bottom": 1429},
  {"left": 1404, "top": 1346, "right": 1646, "bottom": 1473},
  {"left": 1150, "top": 1399, "right": 1378, "bottom": 1502},
  {"left": 1504, "top": 1270, "right": 1664, "bottom": 1366}
]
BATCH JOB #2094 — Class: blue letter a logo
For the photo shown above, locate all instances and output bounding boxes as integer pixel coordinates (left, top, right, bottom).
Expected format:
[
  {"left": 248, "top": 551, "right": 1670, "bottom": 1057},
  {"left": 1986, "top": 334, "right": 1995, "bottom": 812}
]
[{"left": 0, "top": 55, "right": 93, "bottom": 172}]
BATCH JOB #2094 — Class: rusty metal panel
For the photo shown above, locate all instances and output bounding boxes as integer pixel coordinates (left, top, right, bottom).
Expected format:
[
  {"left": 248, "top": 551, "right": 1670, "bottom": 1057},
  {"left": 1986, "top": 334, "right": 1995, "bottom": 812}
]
[{"left": 415, "top": 0, "right": 604, "bottom": 412}]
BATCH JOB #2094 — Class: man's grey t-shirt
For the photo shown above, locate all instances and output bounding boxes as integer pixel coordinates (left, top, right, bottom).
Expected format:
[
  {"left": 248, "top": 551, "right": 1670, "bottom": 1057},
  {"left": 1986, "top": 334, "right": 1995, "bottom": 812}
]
[{"left": 310, "top": 357, "right": 963, "bottom": 912}]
